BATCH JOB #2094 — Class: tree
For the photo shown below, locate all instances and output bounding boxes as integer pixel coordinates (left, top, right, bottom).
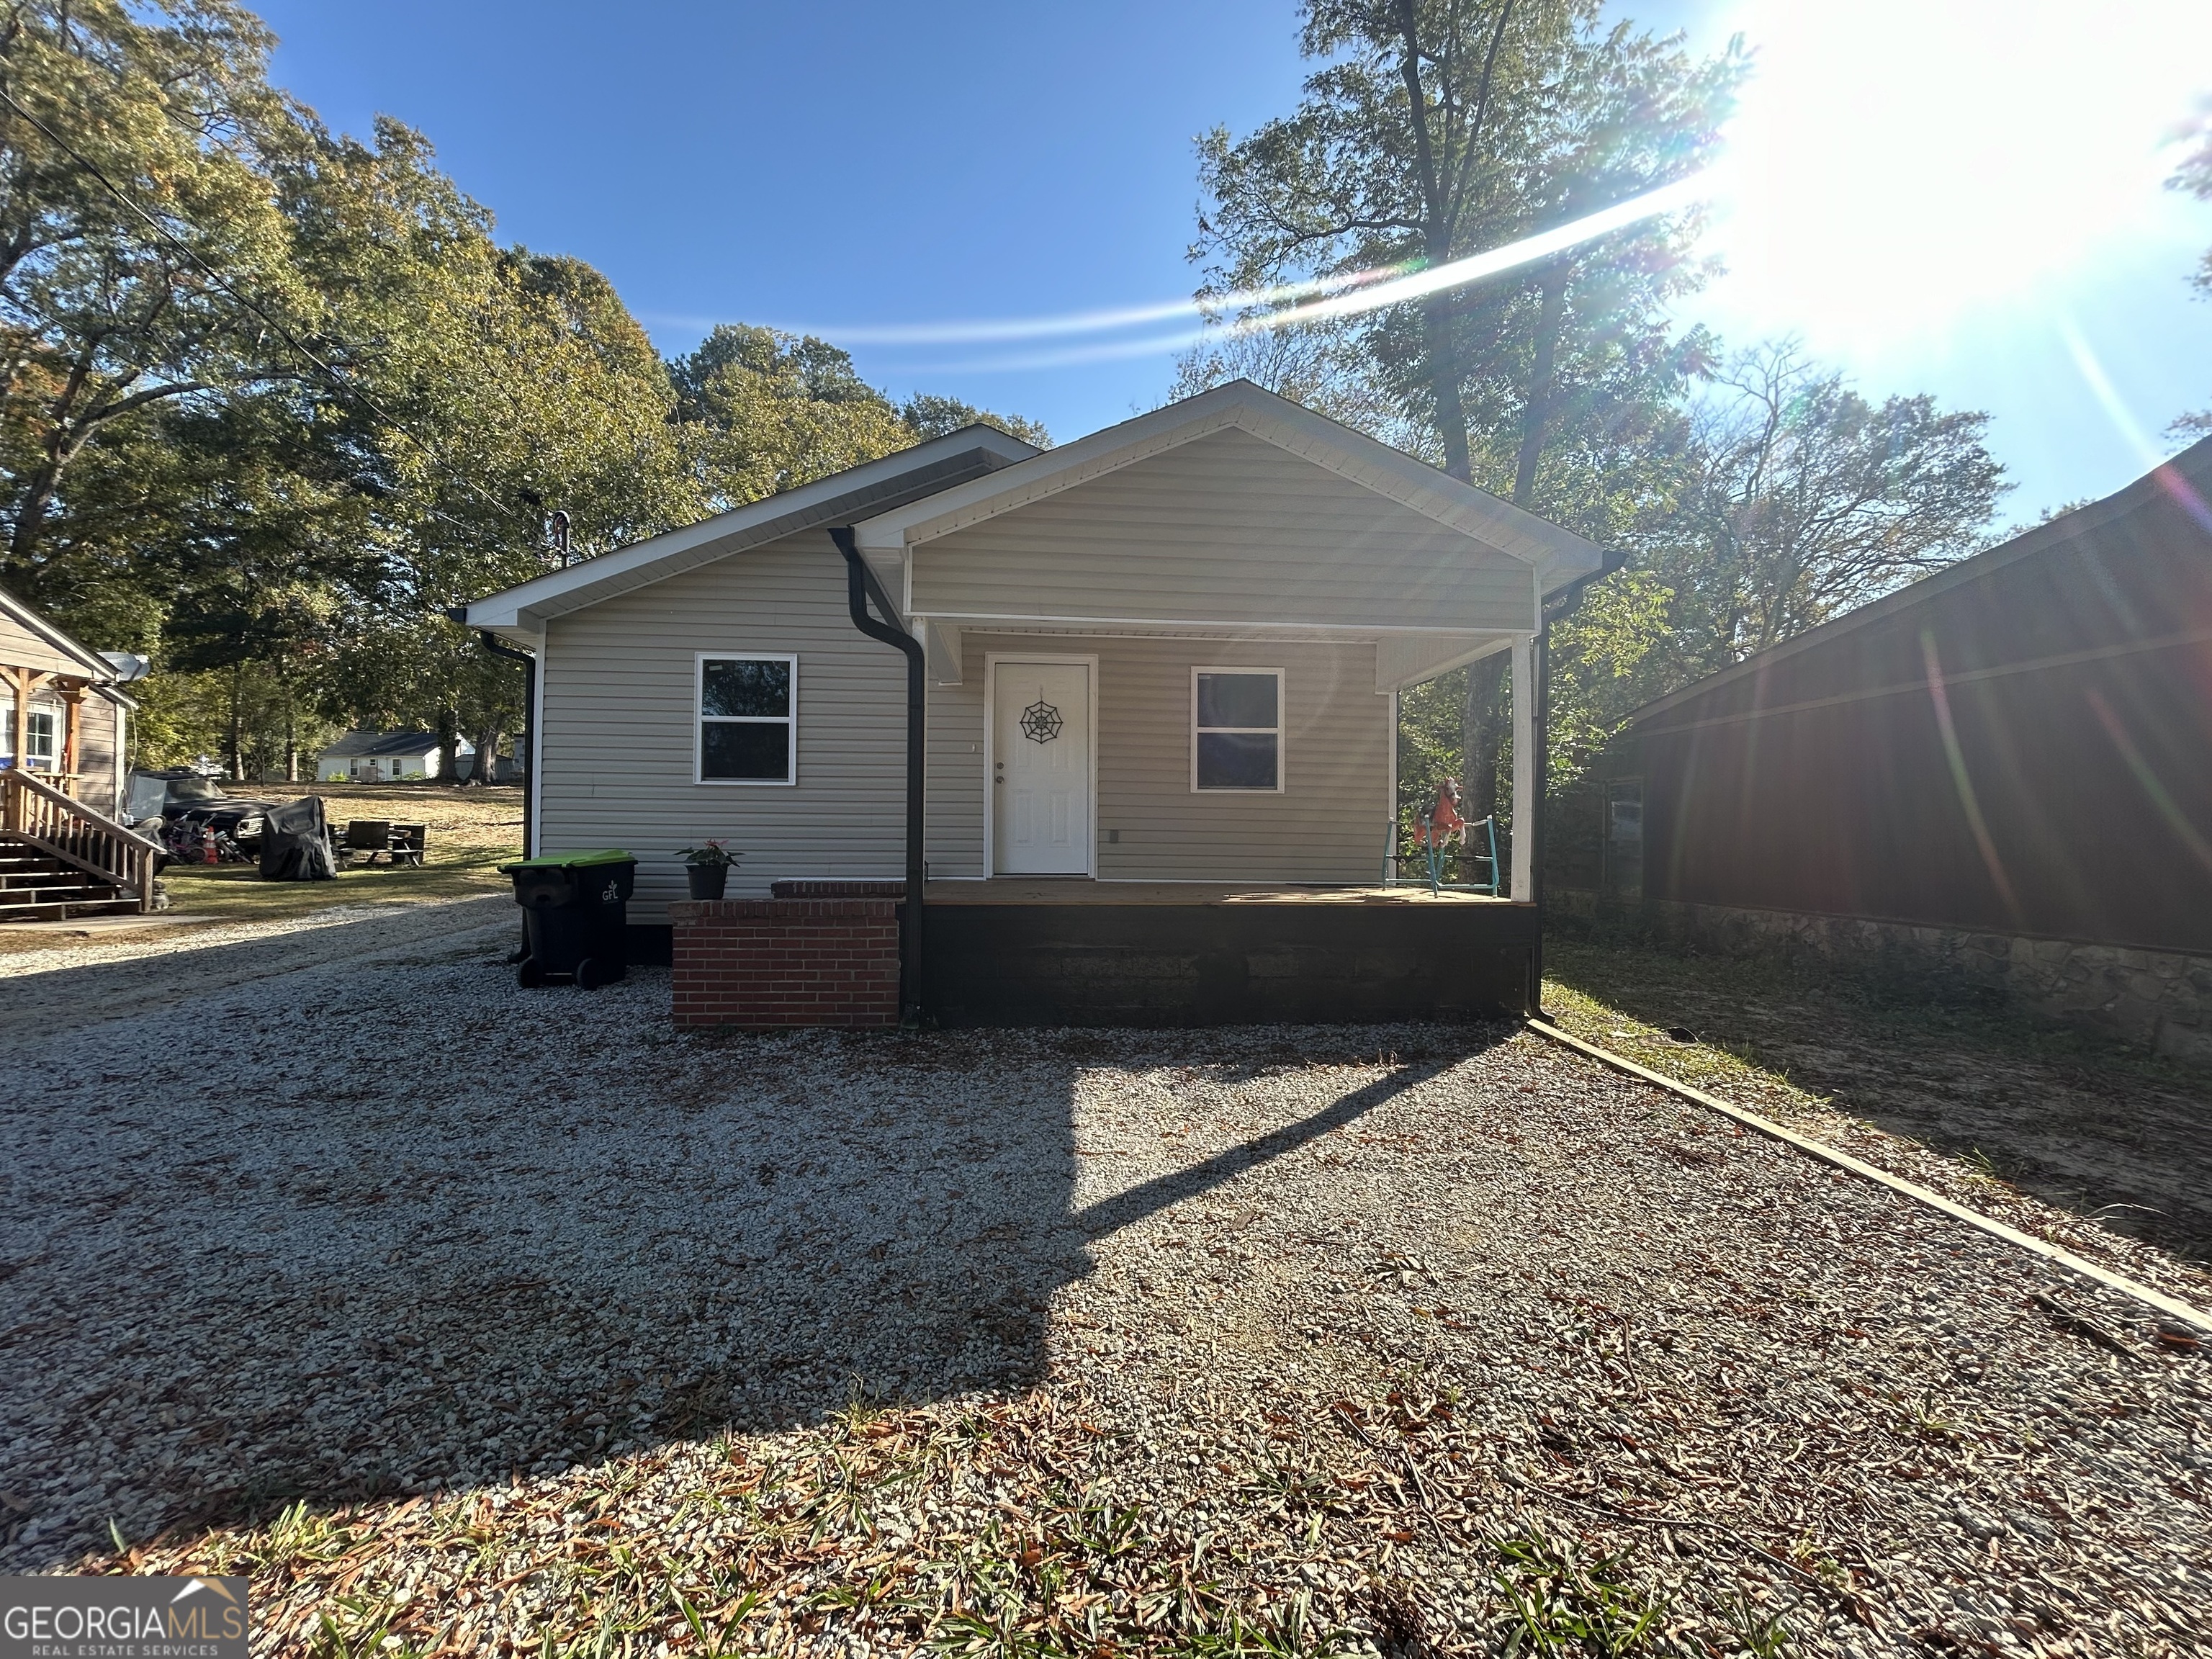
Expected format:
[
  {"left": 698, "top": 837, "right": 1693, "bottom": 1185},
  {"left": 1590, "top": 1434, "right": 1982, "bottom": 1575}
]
[
  {"left": 671, "top": 325, "right": 1047, "bottom": 512},
  {"left": 1647, "top": 341, "right": 2009, "bottom": 673},
  {"left": 1189, "top": 0, "right": 1743, "bottom": 825},
  {"left": 0, "top": 0, "right": 310, "bottom": 587},
  {"left": 897, "top": 392, "right": 1049, "bottom": 449},
  {"left": 2169, "top": 99, "right": 2212, "bottom": 440}
]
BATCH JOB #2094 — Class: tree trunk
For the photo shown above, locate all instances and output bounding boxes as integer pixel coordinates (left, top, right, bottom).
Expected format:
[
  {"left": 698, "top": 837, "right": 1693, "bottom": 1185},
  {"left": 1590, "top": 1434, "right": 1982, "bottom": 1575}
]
[
  {"left": 1424, "top": 296, "right": 1473, "bottom": 482},
  {"left": 4, "top": 461, "right": 59, "bottom": 577},
  {"left": 1462, "top": 258, "right": 1573, "bottom": 840},
  {"left": 469, "top": 724, "right": 502, "bottom": 788},
  {"left": 1462, "top": 652, "right": 1509, "bottom": 883},
  {"left": 227, "top": 664, "right": 245, "bottom": 782},
  {"left": 284, "top": 699, "right": 297, "bottom": 783},
  {"left": 1513, "top": 260, "right": 1572, "bottom": 510},
  {"left": 436, "top": 706, "right": 459, "bottom": 786}
]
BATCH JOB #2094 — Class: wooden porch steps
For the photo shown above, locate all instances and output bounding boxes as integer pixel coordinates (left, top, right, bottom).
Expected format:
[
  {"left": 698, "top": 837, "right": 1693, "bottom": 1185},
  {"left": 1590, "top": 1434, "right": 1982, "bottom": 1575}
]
[{"left": 0, "top": 842, "right": 140, "bottom": 922}]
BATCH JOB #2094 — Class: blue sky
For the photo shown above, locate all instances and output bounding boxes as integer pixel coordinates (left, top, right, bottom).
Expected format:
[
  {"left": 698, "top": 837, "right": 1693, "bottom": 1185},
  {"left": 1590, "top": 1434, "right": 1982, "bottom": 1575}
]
[{"left": 255, "top": 0, "right": 2212, "bottom": 521}]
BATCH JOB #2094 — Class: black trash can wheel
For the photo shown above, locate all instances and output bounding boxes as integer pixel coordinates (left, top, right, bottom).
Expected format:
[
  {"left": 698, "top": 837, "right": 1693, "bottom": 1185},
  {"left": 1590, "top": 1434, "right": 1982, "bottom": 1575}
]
[
  {"left": 575, "top": 957, "right": 607, "bottom": 991},
  {"left": 518, "top": 956, "right": 546, "bottom": 988}
]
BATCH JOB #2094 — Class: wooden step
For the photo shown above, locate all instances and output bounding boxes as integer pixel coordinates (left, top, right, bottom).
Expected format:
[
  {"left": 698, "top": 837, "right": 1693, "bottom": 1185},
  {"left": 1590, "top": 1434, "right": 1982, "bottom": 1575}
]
[
  {"left": 0, "top": 898, "right": 140, "bottom": 923},
  {"left": 0, "top": 883, "right": 121, "bottom": 904},
  {"left": 0, "top": 869, "right": 91, "bottom": 891}
]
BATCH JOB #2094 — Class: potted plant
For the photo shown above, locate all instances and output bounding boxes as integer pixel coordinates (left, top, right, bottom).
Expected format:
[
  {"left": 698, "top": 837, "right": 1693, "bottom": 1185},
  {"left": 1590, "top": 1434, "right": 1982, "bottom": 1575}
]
[{"left": 676, "top": 840, "right": 738, "bottom": 899}]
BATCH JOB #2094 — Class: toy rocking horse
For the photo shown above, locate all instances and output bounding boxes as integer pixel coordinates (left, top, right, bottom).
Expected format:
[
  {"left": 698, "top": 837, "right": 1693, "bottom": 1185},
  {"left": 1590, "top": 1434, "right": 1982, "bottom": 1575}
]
[{"left": 1416, "top": 778, "right": 1468, "bottom": 894}]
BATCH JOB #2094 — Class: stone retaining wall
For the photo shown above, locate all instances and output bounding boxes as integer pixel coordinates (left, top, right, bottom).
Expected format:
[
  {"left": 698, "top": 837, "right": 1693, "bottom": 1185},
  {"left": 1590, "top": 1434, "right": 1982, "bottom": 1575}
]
[{"left": 1555, "top": 890, "right": 2211, "bottom": 1065}]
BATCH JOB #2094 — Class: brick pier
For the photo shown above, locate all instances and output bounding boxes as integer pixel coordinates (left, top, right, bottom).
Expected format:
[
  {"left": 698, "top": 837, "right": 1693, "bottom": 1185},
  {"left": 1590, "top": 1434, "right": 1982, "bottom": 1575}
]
[{"left": 669, "top": 886, "right": 901, "bottom": 1029}]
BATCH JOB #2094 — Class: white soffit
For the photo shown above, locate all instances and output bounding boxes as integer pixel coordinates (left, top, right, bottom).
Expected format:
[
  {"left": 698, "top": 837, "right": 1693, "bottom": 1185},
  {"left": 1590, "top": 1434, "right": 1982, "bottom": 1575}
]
[{"left": 851, "top": 380, "right": 1606, "bottom": 592}]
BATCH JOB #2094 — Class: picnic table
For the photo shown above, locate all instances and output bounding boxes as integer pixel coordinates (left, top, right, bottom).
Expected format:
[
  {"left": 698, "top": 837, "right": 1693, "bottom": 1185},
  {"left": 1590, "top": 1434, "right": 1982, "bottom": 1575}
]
[{"left": 336, "top": 819, "right": 427, "bottom": 867}]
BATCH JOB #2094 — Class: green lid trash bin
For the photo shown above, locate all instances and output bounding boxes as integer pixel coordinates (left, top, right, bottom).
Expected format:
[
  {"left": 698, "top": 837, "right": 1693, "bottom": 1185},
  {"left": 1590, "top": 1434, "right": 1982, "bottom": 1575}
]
[{"left": 497, "top": 850, "right": 637, "bottom": 989}]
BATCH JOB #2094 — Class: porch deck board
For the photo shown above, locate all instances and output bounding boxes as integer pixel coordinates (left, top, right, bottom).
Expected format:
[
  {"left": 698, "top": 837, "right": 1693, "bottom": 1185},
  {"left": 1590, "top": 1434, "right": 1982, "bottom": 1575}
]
[{"left": 922, "top": 880, "right": 1512, "bottom": 907}]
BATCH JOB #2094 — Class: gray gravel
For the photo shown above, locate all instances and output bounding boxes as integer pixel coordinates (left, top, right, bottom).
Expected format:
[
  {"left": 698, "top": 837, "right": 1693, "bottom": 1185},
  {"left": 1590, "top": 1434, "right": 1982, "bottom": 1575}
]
[{"left": 3, "top": 899, "right": 2206, "bottom": 1655}]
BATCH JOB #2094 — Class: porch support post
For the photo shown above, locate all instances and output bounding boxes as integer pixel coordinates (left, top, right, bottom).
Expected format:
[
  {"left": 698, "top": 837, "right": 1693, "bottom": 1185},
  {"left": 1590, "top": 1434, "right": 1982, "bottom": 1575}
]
[
  {"left": 60, "top": 680, "right": 84, "bottom": 785},
  {"left": 1385, "top": 688, "right": 1399, "bottom": 885},
  {"left": 1510, "top": 636, "right": 1535, "bottom": 899},
  {"left": 7, "top": 665, "right": 35, "bottom": 778}
]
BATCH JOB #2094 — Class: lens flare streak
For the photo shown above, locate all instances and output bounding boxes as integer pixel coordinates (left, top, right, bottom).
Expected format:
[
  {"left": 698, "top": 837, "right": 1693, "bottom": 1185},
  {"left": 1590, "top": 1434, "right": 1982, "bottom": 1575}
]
[{"left": 750, "top": 176, "right": 1707, "bottom": 371}]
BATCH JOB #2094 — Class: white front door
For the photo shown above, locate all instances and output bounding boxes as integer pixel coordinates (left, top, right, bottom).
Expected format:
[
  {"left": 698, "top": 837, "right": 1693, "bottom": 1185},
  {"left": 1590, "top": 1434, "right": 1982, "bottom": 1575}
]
[{"left": 993, "top": 660, "right": 1092, "bottom": 875}]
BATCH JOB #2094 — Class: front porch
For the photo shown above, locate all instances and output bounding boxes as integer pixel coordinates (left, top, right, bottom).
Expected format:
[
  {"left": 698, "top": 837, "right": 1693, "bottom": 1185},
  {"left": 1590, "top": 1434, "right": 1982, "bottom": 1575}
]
[
  {"left": 669, "top": 879, "right": 1537, "bottom": 1029},
  {"left": 921, "top": 880, "right": 1536, "bottom": 1027}
]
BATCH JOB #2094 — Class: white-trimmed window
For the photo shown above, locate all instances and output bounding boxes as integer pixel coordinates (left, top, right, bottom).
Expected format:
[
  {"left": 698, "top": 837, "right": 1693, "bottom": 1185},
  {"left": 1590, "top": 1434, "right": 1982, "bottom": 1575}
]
[
  {"left": 1, "top": 703, "right": 58, "bottom": 770},
  {"left": 1191, "top": 667, "right": 1283, "bottom": 792},
  {"left": 698, "top": 653, "right": 797, "bottom": 785}
]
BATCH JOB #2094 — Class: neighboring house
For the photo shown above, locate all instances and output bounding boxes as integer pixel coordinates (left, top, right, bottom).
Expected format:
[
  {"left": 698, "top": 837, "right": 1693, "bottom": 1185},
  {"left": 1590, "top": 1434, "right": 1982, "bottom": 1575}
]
[
  {"left": 1, "top": 587, "right": 159, "bottom": 920},
  {"left": 315, "top": 730, "right": 473, "bottom": 782},
  {"left": 0, "top": 585, "right": 141, "bottom": 818},
  {"left": 1561, "top": 433, "right": 2212, "bottom": 1061},
  {"left": 464, "top": 381, "right": 1609, "bottom": 1023}
]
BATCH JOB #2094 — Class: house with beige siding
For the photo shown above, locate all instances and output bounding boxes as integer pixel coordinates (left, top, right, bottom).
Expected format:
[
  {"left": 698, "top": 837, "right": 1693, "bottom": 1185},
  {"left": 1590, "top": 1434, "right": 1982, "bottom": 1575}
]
[
  {"left": 1, "top": 586, "right": 161, "bottom": 921},
  {"left": 464, "top": 382, "right": 1608, "bottom": 1025}
]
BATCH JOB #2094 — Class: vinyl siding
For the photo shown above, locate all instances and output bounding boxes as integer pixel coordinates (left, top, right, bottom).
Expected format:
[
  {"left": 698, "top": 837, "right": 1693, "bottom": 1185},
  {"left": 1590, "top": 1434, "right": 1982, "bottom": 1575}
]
[
  {"left": 0, "top": 611, "right": 91, "bottom": 678},
  {"left": 925, "top": 632, "right": 1389, "bottom": 884},
  {"left": 540, "top": 529, "right": 906, "bottom": 923},
  {"left": 76, "top": 694, "right": 122, "bottom": 814},
  {"left": 909, "top": 426, "right": 1535, "bottom": 631}
]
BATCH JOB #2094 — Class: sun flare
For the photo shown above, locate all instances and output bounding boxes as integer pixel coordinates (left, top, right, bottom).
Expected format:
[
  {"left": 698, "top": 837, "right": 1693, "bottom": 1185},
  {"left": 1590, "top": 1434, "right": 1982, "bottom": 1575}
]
[{"left": 1703, "top": 0, "right": 2212, "bottom": 353}]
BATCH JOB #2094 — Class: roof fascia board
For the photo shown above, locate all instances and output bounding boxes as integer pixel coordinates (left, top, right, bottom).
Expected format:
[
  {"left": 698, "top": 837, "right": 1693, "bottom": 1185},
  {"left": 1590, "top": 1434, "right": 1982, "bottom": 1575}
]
[
  {"left": 0, "top": 584, "right": 120, "bottom": 680},
  {"left": 464, "top": 427, "right": 1035, "bottom": 629},
  {"left": 853, "top": 381, "right": 1606, "bottom": 592},
  {"left": 912, "top": 609, "right": 1529, "bottom": 638},
  {"left": 1627, "top": 433, "right": 2212, "bottom": 726}
]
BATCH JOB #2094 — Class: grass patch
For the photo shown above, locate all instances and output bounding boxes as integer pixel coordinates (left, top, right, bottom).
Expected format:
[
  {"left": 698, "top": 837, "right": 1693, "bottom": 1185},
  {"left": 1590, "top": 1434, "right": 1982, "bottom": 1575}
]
[
  {"left": 154, "top": 783, "right": 523, "bottom": 926},
  {"left": 1541, "top": 927, "right": 2212, "bottom": 1270}
]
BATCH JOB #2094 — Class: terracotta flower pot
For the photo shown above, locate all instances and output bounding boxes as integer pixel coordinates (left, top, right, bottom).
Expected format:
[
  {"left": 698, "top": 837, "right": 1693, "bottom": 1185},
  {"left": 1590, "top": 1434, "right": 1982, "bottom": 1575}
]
[{"left": 685, "top": 863, "right": 728, "bottom": 900}]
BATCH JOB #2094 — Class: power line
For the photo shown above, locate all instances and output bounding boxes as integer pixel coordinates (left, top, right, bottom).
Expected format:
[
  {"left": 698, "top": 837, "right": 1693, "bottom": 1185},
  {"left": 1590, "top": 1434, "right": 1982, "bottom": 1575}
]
[{"left": 0, "top": 83, "right": 544, "bottom": 540}]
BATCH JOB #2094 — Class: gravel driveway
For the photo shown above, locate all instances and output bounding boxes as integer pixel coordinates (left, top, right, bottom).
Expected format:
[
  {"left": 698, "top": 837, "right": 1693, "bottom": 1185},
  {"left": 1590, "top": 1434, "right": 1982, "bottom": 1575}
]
[{"left": 3, "top": 899, "right": 2205, "bottom": 1655}]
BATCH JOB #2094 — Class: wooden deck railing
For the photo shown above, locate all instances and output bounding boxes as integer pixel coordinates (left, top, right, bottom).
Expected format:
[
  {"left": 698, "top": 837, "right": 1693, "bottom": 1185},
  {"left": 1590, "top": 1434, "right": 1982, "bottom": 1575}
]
[{"left": 1, "top": 767, "right": 162, "bottom": 912}]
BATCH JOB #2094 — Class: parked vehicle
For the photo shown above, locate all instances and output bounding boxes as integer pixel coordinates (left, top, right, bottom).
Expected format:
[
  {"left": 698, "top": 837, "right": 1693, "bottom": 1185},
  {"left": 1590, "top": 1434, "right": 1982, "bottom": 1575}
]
[{"left": 124, "top": 769, "right": 279, "bottom": 858}]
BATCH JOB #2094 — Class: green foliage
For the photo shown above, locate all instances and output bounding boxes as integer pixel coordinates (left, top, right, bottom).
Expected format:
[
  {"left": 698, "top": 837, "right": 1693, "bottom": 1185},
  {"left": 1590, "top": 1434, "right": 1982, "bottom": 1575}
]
[
  {"left": 669, "top": 325, "right": 1047, "bottom": 513},
  {"left": 1640, "top": 341, "right": 2008, "bottom": 673},
  {"left": 1545, "top": 565, "right": 1673, "bottom": 786},
  {"left": 1485, "top": 1532, "right": 1668, "bottom": 1655},
  {"left": 1190, "top": 5, "right": 2006, "bottom": 819},
  {"left": 0, "top": 6, "right": 1042, "bottom": 776}
]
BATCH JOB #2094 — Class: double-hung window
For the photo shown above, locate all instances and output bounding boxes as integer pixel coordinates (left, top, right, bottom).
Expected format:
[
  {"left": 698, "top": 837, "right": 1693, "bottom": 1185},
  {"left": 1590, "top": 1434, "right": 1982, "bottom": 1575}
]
[
  {"left": 1, "top": 703, "right": 56, "bottom": 770},
  {"left": 698, "top": 654, "right": 796, "bottom": 784},
  {"left": 1191, "top": 667, "right": 1283, "bottom": 792}
]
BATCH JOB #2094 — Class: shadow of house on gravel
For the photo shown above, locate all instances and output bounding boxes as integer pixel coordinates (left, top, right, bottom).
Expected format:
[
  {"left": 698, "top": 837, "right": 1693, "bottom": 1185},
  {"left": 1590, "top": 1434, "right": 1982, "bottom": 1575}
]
[
  {"left": 1545, "top": 938, "right": 2212, "bottom": 1267},
  {"left": 0, "top": 946, "right": 1493, "bottom": 1566},
  {"left": 0, "top": 895, "right": 513, "bottom": 1038}
]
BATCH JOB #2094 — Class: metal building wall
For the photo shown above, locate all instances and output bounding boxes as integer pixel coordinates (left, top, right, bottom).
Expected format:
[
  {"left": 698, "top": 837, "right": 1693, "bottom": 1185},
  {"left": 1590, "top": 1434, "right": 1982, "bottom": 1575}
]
[{"left": 1605, "top": 437, "right": 2212, "bottom": 955}]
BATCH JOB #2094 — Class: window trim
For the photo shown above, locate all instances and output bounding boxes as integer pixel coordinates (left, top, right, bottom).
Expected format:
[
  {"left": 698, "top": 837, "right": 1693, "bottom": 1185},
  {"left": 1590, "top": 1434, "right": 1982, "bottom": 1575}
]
[
  {"left": 695, "top": 651, "right": 799, "bottom": 787},
  {"left": 1190, "top": 665, "right": 1285, "bottom": 794}
]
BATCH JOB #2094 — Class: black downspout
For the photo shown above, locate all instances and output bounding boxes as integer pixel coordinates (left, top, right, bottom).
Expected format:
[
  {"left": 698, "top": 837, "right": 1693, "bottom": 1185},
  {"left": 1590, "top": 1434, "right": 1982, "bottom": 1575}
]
[
  {"left": 1528, "top": 549, "right": 1627, "bottom": 1017},
  {"left": 829, "top": 526, "right": 926, "bottom": 1025},
  {"left": 477, "top": 631, "right": 537, "bottom": 858}
]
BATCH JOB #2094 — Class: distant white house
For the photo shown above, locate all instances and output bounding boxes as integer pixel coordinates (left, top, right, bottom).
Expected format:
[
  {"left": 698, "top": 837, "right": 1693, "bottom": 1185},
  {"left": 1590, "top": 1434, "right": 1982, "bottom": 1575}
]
[{"left": 315, "top": 730, "right": 472, "bottom": 783}]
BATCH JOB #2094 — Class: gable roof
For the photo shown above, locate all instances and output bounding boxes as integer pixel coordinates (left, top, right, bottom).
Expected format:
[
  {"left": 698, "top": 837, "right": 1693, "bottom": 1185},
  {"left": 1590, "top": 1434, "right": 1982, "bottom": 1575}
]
[
  {"left": 0, "top": 583, "right": 125, "bottom": 681},
  {"left": 852, "top": 380, "right": 1607, "bottom": 595},
  {"left": 1625, "top": 431, "right": 2212, "bottom": 727},
  {"left": 320, "top": 729, "right": 472, "bottom": 760},
  {"left": 464, "top": 425, "right": 1040, "bottom": 636}
]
